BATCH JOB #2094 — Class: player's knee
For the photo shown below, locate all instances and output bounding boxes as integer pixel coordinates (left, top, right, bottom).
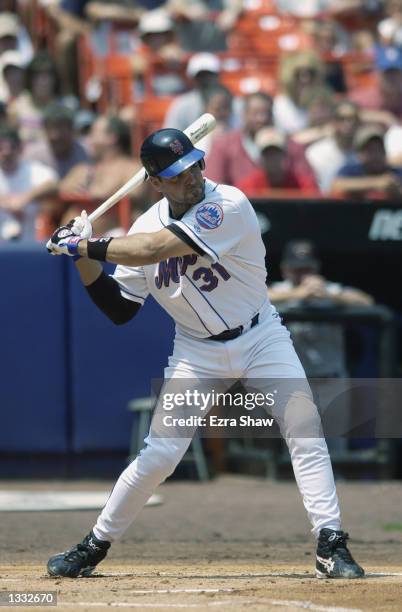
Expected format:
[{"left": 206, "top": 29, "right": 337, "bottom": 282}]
[
  {"left": 137, "top": 439, "right": 189, "bottom": 481},
  {"left": 282, "top": 394, "right": 323, "bottom": 439},
  {"left": 147, "top": 450, "right": 182, "bottom": 481}
]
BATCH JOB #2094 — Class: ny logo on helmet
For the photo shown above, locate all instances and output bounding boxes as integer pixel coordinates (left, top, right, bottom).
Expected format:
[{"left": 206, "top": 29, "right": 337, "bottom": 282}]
[{"left": 170, "top": 139, "right": 184, "bottom": 155}]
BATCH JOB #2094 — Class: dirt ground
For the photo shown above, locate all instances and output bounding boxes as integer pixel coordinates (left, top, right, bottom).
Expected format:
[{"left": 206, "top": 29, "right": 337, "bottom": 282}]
[{"left": 1, "top": 476, "right": 402, "bottom": 611}]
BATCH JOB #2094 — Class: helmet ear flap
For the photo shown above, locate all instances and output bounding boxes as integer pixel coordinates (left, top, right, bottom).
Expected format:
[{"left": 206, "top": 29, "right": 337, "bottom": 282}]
[{"left": 198, "top": 158, "right": 205, "bottom": 171}]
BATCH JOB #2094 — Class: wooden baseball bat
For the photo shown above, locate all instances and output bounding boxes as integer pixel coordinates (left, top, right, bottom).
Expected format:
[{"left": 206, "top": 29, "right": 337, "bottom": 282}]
[{"left": 87, "top": 113, "right": 217, "bottom": 224}]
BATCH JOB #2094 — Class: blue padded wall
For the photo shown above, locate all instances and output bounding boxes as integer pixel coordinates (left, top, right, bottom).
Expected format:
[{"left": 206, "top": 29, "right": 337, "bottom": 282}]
[
  {"left": 0, "top": 244, "right": 68, "bottom": 452},
  {"left": 68, "top": 263, "right": 174, "bottom": 452}
]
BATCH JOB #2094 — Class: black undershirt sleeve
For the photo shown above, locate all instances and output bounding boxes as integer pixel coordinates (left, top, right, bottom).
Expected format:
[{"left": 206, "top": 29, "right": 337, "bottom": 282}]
[
  {"left": 85, "top": 271, "right": 142, "bottom": 325},
  {"left": 166, "top": 223, "right": 205, "bottom": 257}
]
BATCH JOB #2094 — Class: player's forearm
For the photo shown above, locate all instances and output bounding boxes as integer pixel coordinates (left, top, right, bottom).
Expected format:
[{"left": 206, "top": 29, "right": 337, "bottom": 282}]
[
  {"left": 78, "top": 234, "right": 160, "bottom": 266},
  {"left": 28, "top": 180, "right": 58, "bottom": 202},
  {"left": 268, "top": 287, "right": 305, "bottom": 302},
  {"left": 86, "top": 2, "right": 142, "bottom": 22},
  {"left": 331, "top": 176, "right": 386, "bottom": 194},
  {"left": 332, "top": 289, "right": 374, "bottom": 306},
  {"left": 77, "top": 229, "right": 192, "bottom": 266}
]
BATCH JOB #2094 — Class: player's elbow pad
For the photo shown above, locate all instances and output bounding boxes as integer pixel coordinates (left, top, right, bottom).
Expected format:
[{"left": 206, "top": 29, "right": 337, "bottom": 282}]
[{"left": 85, "top": 272, "right": 141, "bottom": 325}]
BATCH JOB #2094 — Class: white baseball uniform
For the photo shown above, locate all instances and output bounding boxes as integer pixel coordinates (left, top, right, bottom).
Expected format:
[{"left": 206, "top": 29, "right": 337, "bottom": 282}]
[{"left": 93, "top": 178, "right": 341, "bottom": 542}]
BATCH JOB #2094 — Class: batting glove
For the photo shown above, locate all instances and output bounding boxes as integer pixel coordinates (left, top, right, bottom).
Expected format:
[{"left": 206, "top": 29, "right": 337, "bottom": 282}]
[
  {"left": 46, "top": 211, "right": 92, "bottom": 258},
  {"left": 70, "top": 210, "right": 92, "bottom": 240},
  {"left": 46, "top": 227, "right": 83, "bottom": 257}
]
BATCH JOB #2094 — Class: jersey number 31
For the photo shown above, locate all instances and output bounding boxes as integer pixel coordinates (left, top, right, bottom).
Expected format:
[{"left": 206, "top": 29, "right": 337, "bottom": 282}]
[{"left": 155, "top": 255, "right": 231, "bottom": 292}]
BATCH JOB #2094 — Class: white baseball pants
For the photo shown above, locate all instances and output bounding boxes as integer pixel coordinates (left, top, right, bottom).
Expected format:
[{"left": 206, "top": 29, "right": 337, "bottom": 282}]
[{"left": 93, "top": 304, "right": 341, "bottom": 542}]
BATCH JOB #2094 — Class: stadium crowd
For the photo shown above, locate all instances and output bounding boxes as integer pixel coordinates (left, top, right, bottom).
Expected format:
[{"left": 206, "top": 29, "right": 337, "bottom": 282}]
[{"left": 1, "top": 0, "right": 402, "bottom": 240}]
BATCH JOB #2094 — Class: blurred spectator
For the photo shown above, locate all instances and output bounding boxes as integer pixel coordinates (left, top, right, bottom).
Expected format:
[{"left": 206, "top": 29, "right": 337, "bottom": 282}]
[
  {"left": 273, "top": 51, "right": 333, "bottom": 134},
  {"left": 312, "top": 18, "right": 351, "bottom": 56},
  {"left": 303, "top": 86, "right": 336, "bottom": 129},
  {"left": 236, "top": 127, "right": 319, "bottom": 196},
  {"left": 7, "top": 51, "right": 62, "bottom": 147},
  {"left": 0, "top": 13, "right": 19, "bottom": 102},
  {"left": 47, "top": 0, "right": 92, "bottom": 96},
  {"left": 378, "top": 0, "right": 402, "bottom": 47},
  {"left": 164, "top": 52, "right": 223, "bottom": 130},
  {"left": 332, "top": 124, "right": 402, "bottom": 198},
  {"left": 306, "top": 100, "right": 360, "bottom": 192},
  {"left": 196, "top": 83, "right": 233, "bottom": 155},
  {"left": 74, "top": 108, "right": 97, "bottom": 150},
  {"left": 60, "top": 0, "right": 91, "bottom": 17},
  {"left": 0, "top": 10, "right": 33, "bottom": 65},
  {"left": 0, "top": 13, "right": 18, "bottom": 57},
  {"left": 0, "top": 50, "right": 25, "bottom": 103},
  {"left": 170, "top": 0, "right": 243, "bottom": 52},
  {"left": 350, "top": 46, "right": 402, "bottom": 119},
  {"left": 384, "top": 119, "right": 402, "bottom": 165},
  {"left": 59, "top": 115, "right": 147, "bottom": 233},
  {"left": 206, "top": 92, "right": 317, "bottom": 187},
  {"left": 269, "top": 239, "right": 373, "bottom": 451},
  {"left": 311, "top": 19, "right": 349, "bottom": 92},
  {"left": 85, "top": 1, "right": 146, "bottom": 61},
  {"left": 24, "top": 102, "right": 90, "bottom": 179},
  {"left": 0, "top": 124, "right": 58, "bottom": 241},
  {"left": 132, "top": 8, "right": 186, "bottom": 96},
  {"left": 275, "top": 0, "right": 368, "bottom": 18},
  {"left": 269, "top": 240, "right": 373, "bottom": 377}
]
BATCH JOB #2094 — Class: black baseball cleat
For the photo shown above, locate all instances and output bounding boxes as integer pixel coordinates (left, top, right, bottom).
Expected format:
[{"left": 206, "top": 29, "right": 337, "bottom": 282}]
[
  {"left": 47, "top": 531, "right": 111, "bottom": 578},
  {"left": 316, "top": 528, "right": 364, "bottom": 579}
]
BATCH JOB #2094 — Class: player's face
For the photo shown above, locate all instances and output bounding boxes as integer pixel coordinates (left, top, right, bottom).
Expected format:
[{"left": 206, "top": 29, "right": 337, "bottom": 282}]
[{"left": 151, "top": 162, "right": 205, "bottom": 208}]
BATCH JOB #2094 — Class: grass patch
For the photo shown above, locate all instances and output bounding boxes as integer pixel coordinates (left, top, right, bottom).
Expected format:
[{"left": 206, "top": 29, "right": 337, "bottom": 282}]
[{"left": 382, "top": 522, "right": 402, "bottom": 532}]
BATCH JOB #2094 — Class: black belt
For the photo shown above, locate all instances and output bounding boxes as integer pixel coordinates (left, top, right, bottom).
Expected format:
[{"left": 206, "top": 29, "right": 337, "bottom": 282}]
[{"left": 208, "top": 313, "right": 260, "bottom": 342}]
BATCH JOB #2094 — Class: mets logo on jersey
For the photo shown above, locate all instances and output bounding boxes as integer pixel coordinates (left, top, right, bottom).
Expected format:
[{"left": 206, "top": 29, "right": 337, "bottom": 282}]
[
  {"left": 170, "top": 139, "right": 184, "bottom": 155},
  {"left": 195, "top": 203, "right": 223, "bottom": 230}
]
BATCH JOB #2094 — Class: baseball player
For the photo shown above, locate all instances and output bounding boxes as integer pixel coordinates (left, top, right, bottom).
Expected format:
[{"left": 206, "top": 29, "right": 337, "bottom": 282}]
[{"left": 46, "top": 128, "right": 364, "bottom": 580}]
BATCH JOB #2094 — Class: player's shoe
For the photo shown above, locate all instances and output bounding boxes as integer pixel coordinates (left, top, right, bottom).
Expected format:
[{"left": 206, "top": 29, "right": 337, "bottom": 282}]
[
  {"left": 47, "top": 531, "right": 111, "bottom": 578},
  {"left": 316, "top": 528, "right": 364, "bottom": 579}
]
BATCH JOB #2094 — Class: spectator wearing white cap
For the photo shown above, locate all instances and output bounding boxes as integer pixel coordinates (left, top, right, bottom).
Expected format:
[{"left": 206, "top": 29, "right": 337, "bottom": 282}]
[
  {"left": 163, "top": 52, "right": 222, "bottom": 131},
  {"left": 0, "top": 12, "right": 33, "bottom": 66},
  {"left": 236, "top": 127, "right": 319, "bottom": 196},
  {"left": 132, "top": 8, "right": 186, "bottom": 96}
]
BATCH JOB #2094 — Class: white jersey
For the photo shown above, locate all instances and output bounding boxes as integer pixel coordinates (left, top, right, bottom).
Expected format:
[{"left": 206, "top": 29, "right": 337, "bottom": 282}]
[{"left": 113, "top": 178, "right": 270, "bottom": 338}]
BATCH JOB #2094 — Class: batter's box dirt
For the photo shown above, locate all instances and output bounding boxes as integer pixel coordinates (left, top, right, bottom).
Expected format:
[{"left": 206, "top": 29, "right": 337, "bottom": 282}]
[
  {"left": 1, "top": 564, "right": 402, "bottom": 611},
  {"left": 1, "top": 478, "right": 401, "bottom": 610}
]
